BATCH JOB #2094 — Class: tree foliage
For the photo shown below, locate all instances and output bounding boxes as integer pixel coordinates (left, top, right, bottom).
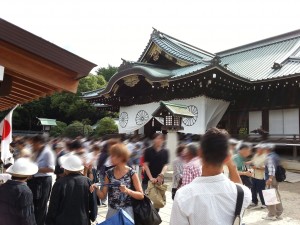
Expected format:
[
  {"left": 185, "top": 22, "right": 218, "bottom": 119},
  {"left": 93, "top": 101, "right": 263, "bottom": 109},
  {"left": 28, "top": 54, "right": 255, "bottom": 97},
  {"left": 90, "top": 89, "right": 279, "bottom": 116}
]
[
  {"left": 63, "top": 121, "right": 93, "bottom": 138},
  {"left": 49, "top": 121, "right": 67, "bottom": 137},
  {"left": 2, "top": 66, "right": 118, "bottom": 134},
  {"left": 95, "top": 117, "right": 118, "bottom": 137},
  {"left": 96, "top": 65, "right": 118, "bottom": 82}
]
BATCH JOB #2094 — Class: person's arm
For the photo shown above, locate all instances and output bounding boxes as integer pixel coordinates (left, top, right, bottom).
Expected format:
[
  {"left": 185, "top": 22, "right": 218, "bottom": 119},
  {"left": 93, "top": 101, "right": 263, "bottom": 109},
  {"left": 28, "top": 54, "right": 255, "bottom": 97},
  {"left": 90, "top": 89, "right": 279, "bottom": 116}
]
[
  {"left": 143, "top": 162, "right": 156, "bottom": 183},
  {"left": 45, "top": 183, "right": 61, "bottom": 225},
  {"left": 39, "top": 151, "right": 55, "bottom": 173},
  {"left": 226, "top": 159, "right": 242, "bottom": 184},
  {"left": 238, "top": 170, "right": 252, "bottom": 177},
  {"left": 173, "top": 160, "right": 181, "bottom": 185},
  {"left": 39, "top": 167, "right": 54, "bottom": 173},
  {"left": 266, "top": 158, "right": 275, "bottom": 186},
  {"left": 157, "top": 150, "right": 169, "bottom": 184},
  {"left": 169, "top": 197, "right": 189, "bottom": 225},
  {"left": 119, "top": 173, "right": 144, "bottom": 200},
  {"left": 90, "top": 175, "right": 109, "bottom": 199}
]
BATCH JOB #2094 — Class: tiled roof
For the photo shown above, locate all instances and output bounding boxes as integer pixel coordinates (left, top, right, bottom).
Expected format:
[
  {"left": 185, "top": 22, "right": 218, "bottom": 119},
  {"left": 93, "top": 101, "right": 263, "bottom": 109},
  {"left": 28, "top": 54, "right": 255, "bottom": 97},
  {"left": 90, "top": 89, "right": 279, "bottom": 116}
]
[
  {"left": 139, "top": 29, "right": 215, "bottom": 64},
  {"left": 219, "top": 36, "right": 300, "bottom": 81},
  {"left": 83, "top": 29, "right": 300, "bottom": 99},
  {"left": 171, "top": 64, "right": 210, "bottom": 78}
]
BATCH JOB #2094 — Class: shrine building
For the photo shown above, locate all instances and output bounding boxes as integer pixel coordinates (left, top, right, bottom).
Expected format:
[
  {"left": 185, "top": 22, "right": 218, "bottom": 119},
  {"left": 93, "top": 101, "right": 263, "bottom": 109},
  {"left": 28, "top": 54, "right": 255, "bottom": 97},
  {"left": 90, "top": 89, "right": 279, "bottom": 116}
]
[{"left": 83, "top": 29, "right": 300, "bottom": 148}]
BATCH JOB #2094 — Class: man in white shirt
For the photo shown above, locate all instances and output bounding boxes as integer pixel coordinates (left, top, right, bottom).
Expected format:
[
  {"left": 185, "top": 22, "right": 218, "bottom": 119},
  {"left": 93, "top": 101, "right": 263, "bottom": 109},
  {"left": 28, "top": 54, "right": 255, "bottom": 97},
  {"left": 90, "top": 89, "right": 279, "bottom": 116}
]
[{"left": 170, "top": 128, "right": 251, "bottom": 225}]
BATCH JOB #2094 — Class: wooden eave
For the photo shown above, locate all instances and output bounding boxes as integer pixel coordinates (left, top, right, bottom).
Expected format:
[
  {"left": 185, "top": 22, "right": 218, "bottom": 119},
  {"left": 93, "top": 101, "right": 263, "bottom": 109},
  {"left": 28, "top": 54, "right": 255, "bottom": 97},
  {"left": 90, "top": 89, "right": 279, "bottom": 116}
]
[{"left": 0, "top": 19, "right": 97, "bottom": 111}]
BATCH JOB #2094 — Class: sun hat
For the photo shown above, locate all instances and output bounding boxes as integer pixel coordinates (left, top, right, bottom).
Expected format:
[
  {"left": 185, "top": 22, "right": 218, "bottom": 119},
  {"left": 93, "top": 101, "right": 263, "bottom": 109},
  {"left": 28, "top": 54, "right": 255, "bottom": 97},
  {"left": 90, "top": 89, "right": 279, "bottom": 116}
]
[
  {"left": 6, "top": 158, "right": 38, "bottom": 177},
  {"left": 229, "top": 138, "right": 239, "bottom": 145},
  {"left": 263, "top": 143, "right": 275, "bottom": 150},
  {"left": 254, "top": 142, "right": 265, "bottom": 148},
  {"left": 60, "top": 154, "right": 84, "bottom": 172}
]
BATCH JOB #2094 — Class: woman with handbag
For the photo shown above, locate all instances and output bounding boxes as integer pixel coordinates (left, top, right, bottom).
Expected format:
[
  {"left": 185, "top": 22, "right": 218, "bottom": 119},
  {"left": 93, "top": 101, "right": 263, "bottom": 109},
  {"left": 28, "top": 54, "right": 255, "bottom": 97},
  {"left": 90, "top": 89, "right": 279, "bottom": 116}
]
[{"left": 90, "top": 143, "right": 144, "bottom": 220}]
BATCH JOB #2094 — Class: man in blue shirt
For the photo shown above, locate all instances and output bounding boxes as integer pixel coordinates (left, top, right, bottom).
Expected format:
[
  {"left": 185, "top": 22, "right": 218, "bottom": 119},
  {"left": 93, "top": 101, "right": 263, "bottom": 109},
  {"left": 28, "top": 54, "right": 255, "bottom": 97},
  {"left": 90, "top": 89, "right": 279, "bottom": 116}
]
[{"left": 27, "top": 135, "right": 55, "bottom": 225}]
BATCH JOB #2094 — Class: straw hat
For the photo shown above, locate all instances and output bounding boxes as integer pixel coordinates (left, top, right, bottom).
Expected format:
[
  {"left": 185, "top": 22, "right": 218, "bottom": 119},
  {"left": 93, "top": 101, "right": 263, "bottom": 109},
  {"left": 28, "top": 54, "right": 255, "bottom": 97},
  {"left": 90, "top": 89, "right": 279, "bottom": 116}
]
[
  {"left": 6, "top": 158, "right": 38, "bottom": 177},
  {"left": 60, "top": 154, "right": 84, "bottom": 172}
]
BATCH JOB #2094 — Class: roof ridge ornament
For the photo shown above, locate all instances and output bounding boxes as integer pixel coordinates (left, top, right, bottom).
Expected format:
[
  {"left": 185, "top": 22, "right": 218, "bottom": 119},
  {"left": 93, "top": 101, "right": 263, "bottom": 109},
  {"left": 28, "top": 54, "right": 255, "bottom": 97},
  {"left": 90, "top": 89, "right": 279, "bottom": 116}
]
[
  {"left": 272, "top": 62, "right": 282, "bottom": 70},
  {"left": 211, "top": 56, "right": 221, "bottom": 65},
  {"left": 119, "top": 59, "right": 133, "bottom": 71}
]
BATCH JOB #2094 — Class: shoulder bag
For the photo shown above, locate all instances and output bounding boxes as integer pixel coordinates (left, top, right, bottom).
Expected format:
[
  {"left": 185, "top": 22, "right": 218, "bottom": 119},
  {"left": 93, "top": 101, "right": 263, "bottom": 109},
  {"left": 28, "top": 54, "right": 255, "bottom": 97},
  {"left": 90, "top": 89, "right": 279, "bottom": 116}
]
[{"left": 232, "top": 184, "right": 244, "bottom": 225}]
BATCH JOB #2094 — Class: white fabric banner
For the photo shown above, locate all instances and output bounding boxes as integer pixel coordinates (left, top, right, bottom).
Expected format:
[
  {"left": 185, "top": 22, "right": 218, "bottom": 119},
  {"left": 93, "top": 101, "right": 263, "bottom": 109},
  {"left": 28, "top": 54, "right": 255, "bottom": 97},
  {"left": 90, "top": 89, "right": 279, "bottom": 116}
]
[{"left": 118, "top": 96, "right": 230, "bottom": 134}]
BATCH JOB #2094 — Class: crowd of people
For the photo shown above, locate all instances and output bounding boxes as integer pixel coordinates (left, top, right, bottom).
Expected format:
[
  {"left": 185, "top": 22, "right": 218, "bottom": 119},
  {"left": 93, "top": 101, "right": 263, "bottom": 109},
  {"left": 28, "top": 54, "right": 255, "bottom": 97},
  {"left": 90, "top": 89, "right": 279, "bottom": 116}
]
[{"left": 0, "top": 128, "right": 284, "bottom": 225}]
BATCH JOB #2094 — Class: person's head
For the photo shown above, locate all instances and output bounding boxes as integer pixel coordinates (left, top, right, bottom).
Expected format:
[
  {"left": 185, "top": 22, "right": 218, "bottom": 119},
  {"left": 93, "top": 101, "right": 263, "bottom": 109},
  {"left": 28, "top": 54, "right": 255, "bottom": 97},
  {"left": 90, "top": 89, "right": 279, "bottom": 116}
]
[
  {"left": 30, "top": 135, "right": 47, "bottom": 152},
  {"left": 200, "top": 128, "right": 229, "bottom": 167},
  {"left": 153, "top": 133, "right": 164, "bottom": 148},
  {"left": 60, "top": 154, "right": 84, "bottom": 174},
  {"left": 183, "top": 144, "right": 198, "bottom": 162},
  {"left": 15, "top": 139, "right": 26, "bottom": 150},
  {"left": 54, "top": 142, "right": 64, "bottom": 153},
  {"left": 109, "top": 143, "right": 130, "bottom": 166},
  {"left": 176, "top": 144, "right": 185, "bottom": 157},
  {"left": 263, "top": 143, "right": 275, "bottom": 154},
  {"left": 228, "top": 138, "right": 238, "bottom": 151},
  {"left": 91, "top": 145, "right": 101, "bottom": 153},
  {"left": 254, "top": 143, "right": 265, "bottom": 155},
  {"left": 6, "top": 158, "right": 38, "bottom": 181},
  {"left": 238, "top": 142, "right": 252, "bottom": 158},
  {"left": 70, "top": 140, "right": 82, "bottom": 151}
]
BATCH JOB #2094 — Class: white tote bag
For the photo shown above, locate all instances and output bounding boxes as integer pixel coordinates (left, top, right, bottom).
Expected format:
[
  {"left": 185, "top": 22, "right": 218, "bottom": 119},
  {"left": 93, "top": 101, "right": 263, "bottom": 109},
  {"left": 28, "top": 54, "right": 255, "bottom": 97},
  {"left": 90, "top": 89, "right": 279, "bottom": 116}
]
[{"left": 262, "top": 188, "right": 280, "bottom": 205}]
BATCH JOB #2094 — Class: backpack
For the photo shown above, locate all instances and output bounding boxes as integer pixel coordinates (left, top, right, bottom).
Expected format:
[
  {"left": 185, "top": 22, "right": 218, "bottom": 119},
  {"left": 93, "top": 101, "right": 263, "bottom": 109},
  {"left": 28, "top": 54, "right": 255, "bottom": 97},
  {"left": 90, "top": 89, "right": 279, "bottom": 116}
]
[{"left": 275, "top": 165, "right": 286, "bottom": 182}]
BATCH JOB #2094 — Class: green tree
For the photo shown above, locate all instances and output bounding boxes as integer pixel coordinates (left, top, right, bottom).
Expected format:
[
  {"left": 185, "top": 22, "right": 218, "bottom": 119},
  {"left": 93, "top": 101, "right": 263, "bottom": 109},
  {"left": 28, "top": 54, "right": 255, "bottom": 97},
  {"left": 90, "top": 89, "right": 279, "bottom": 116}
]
[
  {"left": 63, "top": 121, "right": 93, "bottom": 138},
  {"left": 96, "top": 65, "right": 118, "bottom": 82},
  {"left": 77, "top": 74, "right": 106, "bottom": 93},
  {"left": 50, "top": 73, "right": 107, "bottom": 124},
  {"left": 95, "top": 117, "right": 118, "bottom": 136},
  {"left": 49, "top": 121, "right": 67, "bottom": 137}
]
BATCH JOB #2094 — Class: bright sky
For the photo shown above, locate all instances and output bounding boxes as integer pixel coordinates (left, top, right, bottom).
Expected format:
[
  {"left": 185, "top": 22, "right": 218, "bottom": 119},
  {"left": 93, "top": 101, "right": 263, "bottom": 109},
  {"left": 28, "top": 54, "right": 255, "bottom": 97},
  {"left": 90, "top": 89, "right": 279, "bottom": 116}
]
[{"left": 2, "top": 0, "right": 300, "bottom": 72}]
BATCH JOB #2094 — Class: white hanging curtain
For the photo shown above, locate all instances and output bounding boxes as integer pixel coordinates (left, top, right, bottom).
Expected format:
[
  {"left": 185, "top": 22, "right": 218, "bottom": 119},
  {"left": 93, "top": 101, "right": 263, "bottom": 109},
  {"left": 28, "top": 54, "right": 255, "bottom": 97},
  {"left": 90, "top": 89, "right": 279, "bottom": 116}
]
[{"left": 118, "top": 96, "right": 230, "bottom": 134}]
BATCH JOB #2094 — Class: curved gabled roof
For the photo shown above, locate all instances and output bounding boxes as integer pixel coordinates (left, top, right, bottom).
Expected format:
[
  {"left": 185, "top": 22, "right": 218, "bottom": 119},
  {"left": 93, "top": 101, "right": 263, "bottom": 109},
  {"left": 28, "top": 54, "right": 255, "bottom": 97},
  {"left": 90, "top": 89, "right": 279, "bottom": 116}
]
[
  {"left": 83, "top": 28, "right": 300, "bottom": 101},
  {"left": 138, "top": 29, "right": 215, "bottom": 64}
]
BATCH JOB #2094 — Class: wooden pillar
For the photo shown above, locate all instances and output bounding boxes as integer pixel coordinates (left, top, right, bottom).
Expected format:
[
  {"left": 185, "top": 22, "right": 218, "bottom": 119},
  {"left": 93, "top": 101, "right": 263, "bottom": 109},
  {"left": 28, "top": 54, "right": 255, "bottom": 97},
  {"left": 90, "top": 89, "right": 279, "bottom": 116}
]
[{"left": 229, "top": 111, "right": 238, "bottom": 136}]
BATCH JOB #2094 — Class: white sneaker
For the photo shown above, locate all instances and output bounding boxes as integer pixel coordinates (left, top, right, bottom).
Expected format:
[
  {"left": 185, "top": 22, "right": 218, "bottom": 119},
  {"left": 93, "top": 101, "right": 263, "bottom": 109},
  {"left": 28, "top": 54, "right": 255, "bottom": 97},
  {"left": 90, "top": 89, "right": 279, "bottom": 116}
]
[
  {"left": 261, "top": 205, "right": 267, "bottom": 209},
  {"left": 249, "top": 202, "right": 258, "bottom": 207},
  {"left": 262, "top": 216, "right": 277, "bottom": 221}
]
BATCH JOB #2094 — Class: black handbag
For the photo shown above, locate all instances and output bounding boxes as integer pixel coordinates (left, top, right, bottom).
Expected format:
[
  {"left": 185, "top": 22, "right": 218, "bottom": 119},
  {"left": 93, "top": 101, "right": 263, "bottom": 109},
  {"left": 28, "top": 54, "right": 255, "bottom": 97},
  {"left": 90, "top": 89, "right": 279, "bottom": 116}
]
[
  {"left": 132, "top": 195, "right": 162, "bottom": 225},
  {"left": 130, "top": 171, "right": 162, "bottom": 225}
]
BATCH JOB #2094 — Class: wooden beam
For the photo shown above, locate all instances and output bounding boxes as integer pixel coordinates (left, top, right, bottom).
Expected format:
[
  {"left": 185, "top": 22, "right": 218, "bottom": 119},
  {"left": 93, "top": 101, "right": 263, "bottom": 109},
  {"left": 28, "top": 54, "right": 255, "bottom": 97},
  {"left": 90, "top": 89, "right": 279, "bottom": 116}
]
[
  {"left": 12, "top": 84, "right": 44, "bottom": 97},
  {"left": 0, "top": 97, "right": 19, "bottom": 105},
  {"left": 0, "top": 101, "right": 11, "bottom": 107},
  {"left": 10, "top": 88, "right": 38, "bottom": 99},
  {"left": 7, "top": 70, "right": 56, "bottom": 92},
  {"left": 0, "top": 42, "right": 79, "bottom": 93}
]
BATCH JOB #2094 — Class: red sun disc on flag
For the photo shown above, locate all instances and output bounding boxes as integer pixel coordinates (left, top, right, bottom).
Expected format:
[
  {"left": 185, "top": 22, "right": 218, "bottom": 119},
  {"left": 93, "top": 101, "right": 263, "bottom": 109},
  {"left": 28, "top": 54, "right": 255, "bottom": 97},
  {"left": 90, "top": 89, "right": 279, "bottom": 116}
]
[{"left": 2, "top": 119, "right": 11, "bottom": 140}]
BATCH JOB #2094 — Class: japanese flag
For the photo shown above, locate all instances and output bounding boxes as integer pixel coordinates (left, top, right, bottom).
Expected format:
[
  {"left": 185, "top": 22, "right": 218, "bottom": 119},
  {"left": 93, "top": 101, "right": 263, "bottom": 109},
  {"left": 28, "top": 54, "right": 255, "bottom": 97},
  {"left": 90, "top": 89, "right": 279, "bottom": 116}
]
[{"left": 0, "top": 105, "right": 18, "bottom": 164}]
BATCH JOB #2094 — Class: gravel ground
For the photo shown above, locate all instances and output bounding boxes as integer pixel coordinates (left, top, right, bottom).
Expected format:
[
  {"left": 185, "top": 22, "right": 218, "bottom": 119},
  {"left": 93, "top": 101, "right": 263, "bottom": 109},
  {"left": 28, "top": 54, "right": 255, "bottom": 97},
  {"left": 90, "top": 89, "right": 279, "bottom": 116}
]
[
  {"left": 243, "top": 182, "right": 300, "bottom": 225},
  {"left": 93, "top": 179, "right": 300, "bottom": 225}
]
